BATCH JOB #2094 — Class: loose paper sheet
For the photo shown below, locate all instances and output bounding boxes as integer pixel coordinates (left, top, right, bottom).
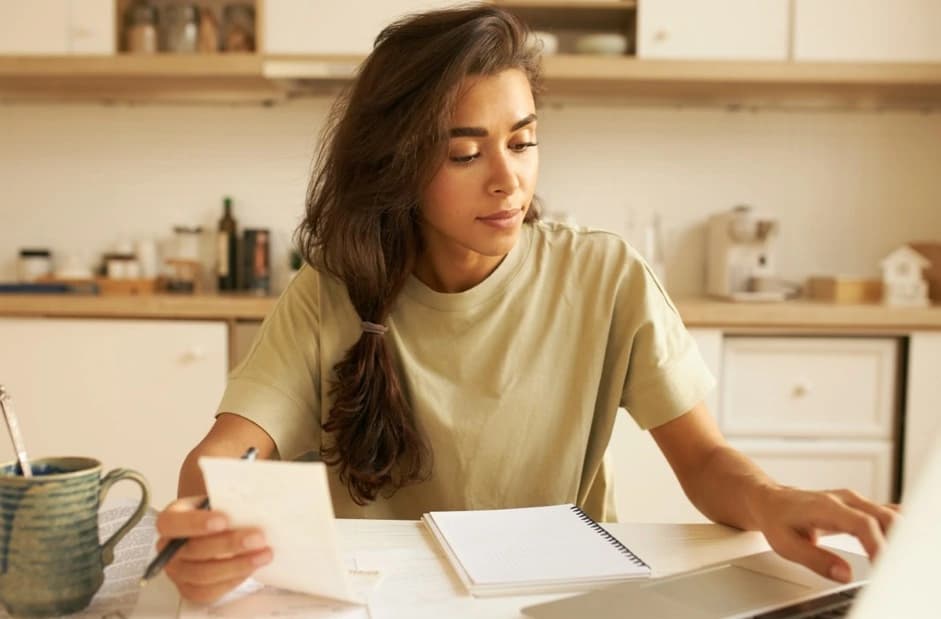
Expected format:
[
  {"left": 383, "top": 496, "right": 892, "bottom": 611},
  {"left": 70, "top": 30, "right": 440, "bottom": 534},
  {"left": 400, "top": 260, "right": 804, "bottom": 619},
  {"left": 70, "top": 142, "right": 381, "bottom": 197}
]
[
  {"left": 178, "top": 572, "right": 381, "bottom": 619},
  {"left": 198, "top": 458, "right": 360, "bottom": 604}
]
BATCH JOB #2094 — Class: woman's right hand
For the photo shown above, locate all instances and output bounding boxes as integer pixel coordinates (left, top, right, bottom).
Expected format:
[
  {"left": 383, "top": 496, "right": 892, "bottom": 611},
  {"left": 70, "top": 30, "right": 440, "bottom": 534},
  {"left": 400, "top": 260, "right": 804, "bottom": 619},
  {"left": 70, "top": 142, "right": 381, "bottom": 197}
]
[{"left": 155, "top": 496, "right": 273, "bottom": 603}]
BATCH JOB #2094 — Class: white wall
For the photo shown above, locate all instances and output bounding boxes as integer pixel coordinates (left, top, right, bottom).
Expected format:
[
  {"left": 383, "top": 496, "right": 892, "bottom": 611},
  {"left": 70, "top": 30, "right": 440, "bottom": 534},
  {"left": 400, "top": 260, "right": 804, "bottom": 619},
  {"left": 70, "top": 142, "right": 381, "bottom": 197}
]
[{"left": 2, "top": 99, "right": 939, "bottom": 296}]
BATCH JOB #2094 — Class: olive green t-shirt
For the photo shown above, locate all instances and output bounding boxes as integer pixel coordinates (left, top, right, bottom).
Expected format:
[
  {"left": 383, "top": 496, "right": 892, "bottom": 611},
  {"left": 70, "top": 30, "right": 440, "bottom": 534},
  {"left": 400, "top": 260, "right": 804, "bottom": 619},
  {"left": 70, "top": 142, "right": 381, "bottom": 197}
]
[{"left": 217, "top": 221, "right": 714, "bottom": 522}]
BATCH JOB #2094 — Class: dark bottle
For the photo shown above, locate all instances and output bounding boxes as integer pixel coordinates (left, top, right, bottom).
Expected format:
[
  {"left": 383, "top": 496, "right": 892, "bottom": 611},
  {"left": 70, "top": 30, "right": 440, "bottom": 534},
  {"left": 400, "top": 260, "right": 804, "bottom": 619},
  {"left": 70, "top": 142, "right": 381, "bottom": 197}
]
[{"left": 217, "top": 196, "right": 238, "bottom": 291}]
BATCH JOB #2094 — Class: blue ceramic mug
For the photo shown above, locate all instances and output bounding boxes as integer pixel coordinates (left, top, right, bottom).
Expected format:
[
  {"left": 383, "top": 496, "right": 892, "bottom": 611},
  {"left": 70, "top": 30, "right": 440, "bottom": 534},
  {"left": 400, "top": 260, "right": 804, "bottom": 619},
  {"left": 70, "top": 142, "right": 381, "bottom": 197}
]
[{"left": 0, "top": 457, "right": 149, "bottom": 618}]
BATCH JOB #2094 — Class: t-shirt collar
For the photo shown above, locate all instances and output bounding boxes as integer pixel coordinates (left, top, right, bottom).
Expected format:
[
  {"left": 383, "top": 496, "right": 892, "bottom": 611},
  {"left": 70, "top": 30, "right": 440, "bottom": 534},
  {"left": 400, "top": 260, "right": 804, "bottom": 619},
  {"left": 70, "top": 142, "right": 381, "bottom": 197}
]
[{"left": 401, "top": 223, "right": 533, "bottom": 311}]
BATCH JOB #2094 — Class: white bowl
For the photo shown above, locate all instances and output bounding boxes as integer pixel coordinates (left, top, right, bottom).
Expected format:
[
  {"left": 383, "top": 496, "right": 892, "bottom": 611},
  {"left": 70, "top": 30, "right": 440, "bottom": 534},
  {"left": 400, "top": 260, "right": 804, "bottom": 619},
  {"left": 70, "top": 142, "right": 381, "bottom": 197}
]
[{"left": 574, "top": 33, "right": 628, "bottom": 55}]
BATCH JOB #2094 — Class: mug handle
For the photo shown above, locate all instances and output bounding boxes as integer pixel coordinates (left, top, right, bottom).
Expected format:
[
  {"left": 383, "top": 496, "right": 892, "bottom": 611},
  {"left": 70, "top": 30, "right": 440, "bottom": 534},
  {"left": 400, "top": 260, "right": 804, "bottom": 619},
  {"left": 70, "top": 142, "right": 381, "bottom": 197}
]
[{"left": 98, "top": 468, "right": 151, "bottom": 567}]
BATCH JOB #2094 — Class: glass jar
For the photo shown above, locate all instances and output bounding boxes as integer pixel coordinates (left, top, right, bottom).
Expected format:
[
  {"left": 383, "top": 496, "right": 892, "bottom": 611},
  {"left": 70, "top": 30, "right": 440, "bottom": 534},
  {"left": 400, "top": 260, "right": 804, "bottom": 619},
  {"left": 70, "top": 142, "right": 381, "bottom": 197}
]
[
  {"left": 172, "top": 226, "right": 203, "bottom": 261},
  {"left": 222, "top": 4, "right": 255, "bottom": 52},
  {"left": 124, "top": 1, "right": 158, "bottom": 54},
  {"left": 161, "top": 4, "right": 200, "bottom": 53},
  {"left": 17, "top": 249, "right": 53, "bottom": 283}
]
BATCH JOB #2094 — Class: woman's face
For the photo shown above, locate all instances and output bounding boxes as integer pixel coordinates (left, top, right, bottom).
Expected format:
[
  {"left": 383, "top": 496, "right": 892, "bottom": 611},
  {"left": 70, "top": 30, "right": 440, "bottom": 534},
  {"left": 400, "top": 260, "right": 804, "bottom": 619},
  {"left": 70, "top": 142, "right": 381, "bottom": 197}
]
[{"left": 420, "top": 68, "right": 539, "bottom": 266}]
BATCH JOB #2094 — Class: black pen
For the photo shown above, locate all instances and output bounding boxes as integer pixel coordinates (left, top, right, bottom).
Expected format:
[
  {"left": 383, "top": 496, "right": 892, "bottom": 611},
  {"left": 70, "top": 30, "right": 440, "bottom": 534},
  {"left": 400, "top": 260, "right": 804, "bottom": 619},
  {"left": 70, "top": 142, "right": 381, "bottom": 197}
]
[{"left": 140, "top": 446, "right": 258, "bottom": 585}]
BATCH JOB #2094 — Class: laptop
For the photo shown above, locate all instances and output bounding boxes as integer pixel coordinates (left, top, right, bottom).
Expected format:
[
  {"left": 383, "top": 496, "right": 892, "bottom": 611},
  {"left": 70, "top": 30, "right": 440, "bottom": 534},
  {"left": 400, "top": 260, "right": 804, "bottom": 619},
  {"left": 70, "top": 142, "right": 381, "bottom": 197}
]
[{"left": 523, "top": 438, "right": 941, "bottom": 619}]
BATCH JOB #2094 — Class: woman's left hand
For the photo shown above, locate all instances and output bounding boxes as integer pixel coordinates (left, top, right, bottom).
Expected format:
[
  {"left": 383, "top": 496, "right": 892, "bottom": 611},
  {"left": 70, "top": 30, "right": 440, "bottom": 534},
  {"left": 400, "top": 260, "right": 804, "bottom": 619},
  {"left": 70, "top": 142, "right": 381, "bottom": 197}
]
[{"left": 753, "top": 485, "right": 900, "bottom": 583}]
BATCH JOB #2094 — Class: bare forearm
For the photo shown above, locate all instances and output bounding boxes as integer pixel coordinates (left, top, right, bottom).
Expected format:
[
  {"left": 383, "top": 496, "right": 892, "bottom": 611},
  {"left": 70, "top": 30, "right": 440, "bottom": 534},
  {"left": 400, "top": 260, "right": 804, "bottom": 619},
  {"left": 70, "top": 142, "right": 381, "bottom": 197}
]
[
  {"left": 684, "top": 445, "right": 778, "bottom": 531},
  {"left": 176, "top": 413, "right": 278, "bottom": 498}
]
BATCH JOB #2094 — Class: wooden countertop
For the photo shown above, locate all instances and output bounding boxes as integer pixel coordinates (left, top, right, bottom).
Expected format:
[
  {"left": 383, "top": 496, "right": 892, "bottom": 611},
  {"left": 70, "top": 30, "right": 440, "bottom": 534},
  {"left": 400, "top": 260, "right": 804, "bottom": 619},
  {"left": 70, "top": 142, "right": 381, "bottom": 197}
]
[
  {"left": 673, "top": 298, "right": 941, "bottom": 333},
  {"left": 0, "top": 294, "right": 274, "bottom": 321},
  {"left": 2, "top": 294, "right": 941, "bottom": 332}
]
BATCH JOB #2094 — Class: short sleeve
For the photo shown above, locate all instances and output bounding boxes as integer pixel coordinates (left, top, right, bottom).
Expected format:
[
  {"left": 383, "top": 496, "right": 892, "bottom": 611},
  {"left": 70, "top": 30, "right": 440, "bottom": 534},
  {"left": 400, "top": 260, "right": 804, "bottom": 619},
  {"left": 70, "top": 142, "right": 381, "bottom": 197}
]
[
  {"left": 216, "top": 264, "right": 322, "bottom": 460},
  {"left": 619, "top": 255, "right": 716, "bottom": 430}
]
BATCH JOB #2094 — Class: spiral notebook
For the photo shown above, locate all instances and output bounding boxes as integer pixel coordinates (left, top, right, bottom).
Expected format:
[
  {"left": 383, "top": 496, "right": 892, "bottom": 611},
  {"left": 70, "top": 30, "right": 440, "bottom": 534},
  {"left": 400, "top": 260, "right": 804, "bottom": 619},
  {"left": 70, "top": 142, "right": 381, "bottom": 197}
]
[{"left": 422, "top": 504, "right": 650, "bottom": 597}]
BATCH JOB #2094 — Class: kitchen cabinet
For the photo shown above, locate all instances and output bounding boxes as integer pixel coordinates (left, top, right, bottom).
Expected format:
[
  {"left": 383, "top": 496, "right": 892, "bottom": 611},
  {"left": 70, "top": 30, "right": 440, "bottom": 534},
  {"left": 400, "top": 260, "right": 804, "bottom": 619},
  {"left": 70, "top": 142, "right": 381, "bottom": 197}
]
[
  {"left": 263, "top": 0, "right": 463, "bottom": 55},
  {"left": 610, "top": 331, "right": 903, "bottom": 522},
  {"left": 0, "top": 0, "right": 115, "bottom": 55},
  {"left": 794, "top": 0, "right": 941, "bottom": 63},
  {"left": 721, "top": 336, "right": 899, "bottom": 504},
  {"left": 636, "top": 0, "right": 790, "bottom": 61},
  {"left": 902, "top": 333, "right": 941, "bottom": 497},
  {"left": 0, "top": 317, "right": 227, "bottom": 508}
]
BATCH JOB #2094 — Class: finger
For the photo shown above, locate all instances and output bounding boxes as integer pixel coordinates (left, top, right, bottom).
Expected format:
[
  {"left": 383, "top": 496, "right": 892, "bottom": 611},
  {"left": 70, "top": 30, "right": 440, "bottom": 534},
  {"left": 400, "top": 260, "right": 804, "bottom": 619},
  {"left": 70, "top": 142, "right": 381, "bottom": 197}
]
[
  {"left": 175, "top": 529, "right": 268, "bottom": 561},
  {"left": 176, "top": 575, "right": 252, "bottom": 605},
  {"left": 830, "top": 490, "right": 899, "bottom": 535},
  {"left": 156, "top": 502, "right": 229, "bottom": 539},
  {"left": 163, "top": 496, "right": 208, "bottom": 511},
  {"left": 808, "top": 495, "right": 887, "bottom": 560},
  {"left": 167, "top": 549, "right": 273, "bottom": 587},
  {"left": 768, "top": 529, "right": 853, "bottom": 583}
]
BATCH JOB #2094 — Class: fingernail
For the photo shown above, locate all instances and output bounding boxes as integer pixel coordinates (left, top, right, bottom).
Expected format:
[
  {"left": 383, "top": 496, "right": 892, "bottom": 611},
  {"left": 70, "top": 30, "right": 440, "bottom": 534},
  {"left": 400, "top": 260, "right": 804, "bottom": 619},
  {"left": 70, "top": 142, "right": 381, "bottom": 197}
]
[
  {"left": 830, "top": 564, "right": 851, "bottom": 583},
  {"left": 252, "top": 551, "right": 273, "bottom": 566},
  {"left": 243, "top": 534, "right": 265, "bottom": 550},
  {"left": 206, "top": 517, "right": 227, "bottom": 532}
]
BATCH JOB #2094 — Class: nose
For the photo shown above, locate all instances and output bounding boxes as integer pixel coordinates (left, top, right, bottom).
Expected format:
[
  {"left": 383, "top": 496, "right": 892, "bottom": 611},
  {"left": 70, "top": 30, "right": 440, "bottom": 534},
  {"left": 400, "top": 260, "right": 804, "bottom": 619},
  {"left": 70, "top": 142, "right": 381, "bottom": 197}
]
[{"left": 487, "top": 151, "right": 519, "bottom": 196}]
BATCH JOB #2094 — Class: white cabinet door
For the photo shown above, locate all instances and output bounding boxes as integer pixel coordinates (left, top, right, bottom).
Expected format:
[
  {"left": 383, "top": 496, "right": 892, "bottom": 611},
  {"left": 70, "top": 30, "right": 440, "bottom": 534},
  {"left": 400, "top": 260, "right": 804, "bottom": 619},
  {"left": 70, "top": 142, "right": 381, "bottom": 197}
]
[
  {"left": 637, "top": 0, "right": 790, "bottom": 60},
  {"left": 0, "top": 318, "right": 227, "bottom": 508},
  {"left": 0, "top": 0, "right": 113, "bottom": 55},
  {"left": 0, "top": 0, "right": 70, "bottom": 54},
  {"left": 264, "top": 0, "right": 462, "bottom": 55},
  {"left": 794, "top": 0, "right": 941, "bottom": 62},
  {"left": 69, "top": 0, "right": 115, "bottom": 54},
  {"left": 608, "top": 328, "right": 721, "bottom": 523}
]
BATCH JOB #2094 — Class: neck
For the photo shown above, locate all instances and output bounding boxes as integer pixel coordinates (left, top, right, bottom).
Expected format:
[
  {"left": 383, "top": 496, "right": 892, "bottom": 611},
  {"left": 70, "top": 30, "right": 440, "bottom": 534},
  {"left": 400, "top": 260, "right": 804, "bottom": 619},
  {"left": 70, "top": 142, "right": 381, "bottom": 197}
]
[{"left": 413, "top": 240, "right": 506, "bottom": 294}]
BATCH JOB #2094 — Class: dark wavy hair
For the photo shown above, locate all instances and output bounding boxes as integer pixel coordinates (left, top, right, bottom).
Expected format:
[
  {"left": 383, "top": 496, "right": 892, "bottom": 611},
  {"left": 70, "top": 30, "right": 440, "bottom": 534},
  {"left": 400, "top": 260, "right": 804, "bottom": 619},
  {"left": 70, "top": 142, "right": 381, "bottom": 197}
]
[{"left": 295, "top": 3, "right": 543, "bottom": 505}]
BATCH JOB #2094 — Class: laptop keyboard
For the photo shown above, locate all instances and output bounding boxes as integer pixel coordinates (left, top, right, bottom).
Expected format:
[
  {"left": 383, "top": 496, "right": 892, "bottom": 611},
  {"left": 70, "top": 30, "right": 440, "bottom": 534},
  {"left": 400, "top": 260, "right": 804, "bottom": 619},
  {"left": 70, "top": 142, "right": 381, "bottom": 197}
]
[{"left": 750, "top": 585, "right": 862, "bottom": 618}]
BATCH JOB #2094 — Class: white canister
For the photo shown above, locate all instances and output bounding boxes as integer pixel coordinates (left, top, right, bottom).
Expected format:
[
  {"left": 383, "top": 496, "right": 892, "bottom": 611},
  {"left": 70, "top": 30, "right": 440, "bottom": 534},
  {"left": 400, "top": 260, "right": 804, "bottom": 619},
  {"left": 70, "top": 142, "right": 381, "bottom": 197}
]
[
  {"left": 17, "top": 249, "right": 53, "bottom": 282},
  {"left": 135, "top": 239, "right": 159, "bottom": 279}
]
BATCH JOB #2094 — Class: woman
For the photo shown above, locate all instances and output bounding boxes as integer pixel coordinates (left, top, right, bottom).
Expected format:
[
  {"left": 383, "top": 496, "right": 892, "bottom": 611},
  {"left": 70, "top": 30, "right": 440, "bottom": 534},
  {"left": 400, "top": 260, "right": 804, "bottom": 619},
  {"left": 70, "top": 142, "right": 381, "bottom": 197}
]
[{"left": 156, "top": 4, "right": 897, "bottom": 603}]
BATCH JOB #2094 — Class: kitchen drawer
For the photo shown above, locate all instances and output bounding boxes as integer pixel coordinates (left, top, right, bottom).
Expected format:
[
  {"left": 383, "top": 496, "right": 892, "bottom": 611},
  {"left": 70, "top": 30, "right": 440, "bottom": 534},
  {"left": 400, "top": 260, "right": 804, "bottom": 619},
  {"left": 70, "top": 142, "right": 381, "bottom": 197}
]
[
  {"left": 720, "top": 337, "right": 899, "bottom": 439},
  {"left": 730, "top": 438, "right": 893, "bottom": 504}
]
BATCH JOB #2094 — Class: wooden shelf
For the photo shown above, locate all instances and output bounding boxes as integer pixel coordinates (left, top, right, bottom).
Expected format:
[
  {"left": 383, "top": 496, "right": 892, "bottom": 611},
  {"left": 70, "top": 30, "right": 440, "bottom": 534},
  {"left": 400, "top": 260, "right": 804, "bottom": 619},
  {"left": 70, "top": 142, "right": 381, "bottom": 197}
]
[
  {"left": 1, "top": 53, "right": 941, "bottom": 108},
  {"left": 0, "top": 55, "right": 286, "bottom": 104},
  {"left": 539, "top": 55, "right": 941, "bottom": 107}
]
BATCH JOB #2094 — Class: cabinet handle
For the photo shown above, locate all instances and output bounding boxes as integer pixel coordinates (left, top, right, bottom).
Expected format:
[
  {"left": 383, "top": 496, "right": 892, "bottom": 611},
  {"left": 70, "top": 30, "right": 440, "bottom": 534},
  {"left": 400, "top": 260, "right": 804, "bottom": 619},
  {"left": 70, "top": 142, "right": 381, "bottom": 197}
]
[
  {"left": 181, "top": 347, "right": 207, "bottom": 363},
  {"left": 792, "top": 381, "right": 812, "bottom": 398},
  {"left": 653, "top": 29, "right": 670, "bottom": 44}
]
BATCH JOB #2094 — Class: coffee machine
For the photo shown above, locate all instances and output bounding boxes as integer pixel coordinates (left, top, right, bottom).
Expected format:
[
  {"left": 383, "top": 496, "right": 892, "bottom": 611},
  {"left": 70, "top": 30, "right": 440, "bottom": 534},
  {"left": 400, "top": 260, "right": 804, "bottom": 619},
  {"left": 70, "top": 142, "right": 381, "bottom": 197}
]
[{"left": 706, "top": 205, "right": 787, "bottom": 301}]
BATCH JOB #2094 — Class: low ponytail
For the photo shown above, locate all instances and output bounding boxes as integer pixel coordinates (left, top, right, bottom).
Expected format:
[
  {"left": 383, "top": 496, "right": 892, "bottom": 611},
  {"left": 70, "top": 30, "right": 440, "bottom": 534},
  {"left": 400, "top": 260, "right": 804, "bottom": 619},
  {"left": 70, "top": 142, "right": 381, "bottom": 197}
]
[{"left": 321, "top": 317, "right": 427, "bottom": 503}]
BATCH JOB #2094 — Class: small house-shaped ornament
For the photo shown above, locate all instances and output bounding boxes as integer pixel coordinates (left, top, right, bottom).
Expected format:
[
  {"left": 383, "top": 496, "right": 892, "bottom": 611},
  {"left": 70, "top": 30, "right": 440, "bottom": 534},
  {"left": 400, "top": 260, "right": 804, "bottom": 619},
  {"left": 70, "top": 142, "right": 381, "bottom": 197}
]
[{"left": 881, "top": 245, "right": 930, "bottom": 307}]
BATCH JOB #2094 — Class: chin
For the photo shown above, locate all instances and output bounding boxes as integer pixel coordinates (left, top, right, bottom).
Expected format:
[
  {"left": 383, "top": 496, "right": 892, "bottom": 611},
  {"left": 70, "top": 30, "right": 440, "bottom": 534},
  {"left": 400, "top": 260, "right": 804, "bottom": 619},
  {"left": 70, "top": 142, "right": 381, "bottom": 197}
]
[{"left": 470, "top": 225, "right": 522, "bottom": 257}]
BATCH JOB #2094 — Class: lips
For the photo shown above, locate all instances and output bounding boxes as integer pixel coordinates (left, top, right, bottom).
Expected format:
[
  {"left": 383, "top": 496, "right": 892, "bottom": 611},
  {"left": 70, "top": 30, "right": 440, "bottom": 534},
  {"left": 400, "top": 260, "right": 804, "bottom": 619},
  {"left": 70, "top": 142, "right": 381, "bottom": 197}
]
[{"left": 478, "top": 208, "right": 521, "bottom": 221}]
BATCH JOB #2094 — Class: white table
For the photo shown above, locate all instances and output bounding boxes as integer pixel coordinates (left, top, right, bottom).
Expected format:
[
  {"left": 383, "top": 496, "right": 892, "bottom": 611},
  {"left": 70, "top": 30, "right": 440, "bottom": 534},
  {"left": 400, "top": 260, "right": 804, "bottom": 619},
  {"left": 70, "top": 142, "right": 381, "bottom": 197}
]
[{"left": 134, "top": 520, "right": 863, "bottom": 619}]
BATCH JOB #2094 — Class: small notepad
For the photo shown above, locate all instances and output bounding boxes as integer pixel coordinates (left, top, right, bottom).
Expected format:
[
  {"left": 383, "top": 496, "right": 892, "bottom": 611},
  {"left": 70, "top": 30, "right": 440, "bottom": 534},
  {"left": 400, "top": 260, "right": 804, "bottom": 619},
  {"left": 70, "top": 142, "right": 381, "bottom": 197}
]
[
  {"left": 198, "top": 457, "right": 363, "bottom": 604},
  {"left": 422, "top": 504, "right": 650, "bottom": 597}
]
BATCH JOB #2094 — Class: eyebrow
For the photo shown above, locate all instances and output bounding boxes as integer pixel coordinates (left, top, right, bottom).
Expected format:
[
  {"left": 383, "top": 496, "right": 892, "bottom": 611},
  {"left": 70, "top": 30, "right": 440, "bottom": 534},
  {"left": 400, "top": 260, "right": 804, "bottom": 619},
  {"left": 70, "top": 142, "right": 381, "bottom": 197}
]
[{"left": 449, "top": 113, "right": 537, "bottom": 138}]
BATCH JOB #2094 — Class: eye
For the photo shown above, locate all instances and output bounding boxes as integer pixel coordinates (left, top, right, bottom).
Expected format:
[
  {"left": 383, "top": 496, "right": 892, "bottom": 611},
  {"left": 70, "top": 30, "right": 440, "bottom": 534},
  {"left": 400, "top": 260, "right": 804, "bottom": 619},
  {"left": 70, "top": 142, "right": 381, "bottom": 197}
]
[
  {"left": 510, "top": 141, "right": 538, "bottom": 153},
  {"left": 449, "top": 152, "right": 480, "bottom": 164}
]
